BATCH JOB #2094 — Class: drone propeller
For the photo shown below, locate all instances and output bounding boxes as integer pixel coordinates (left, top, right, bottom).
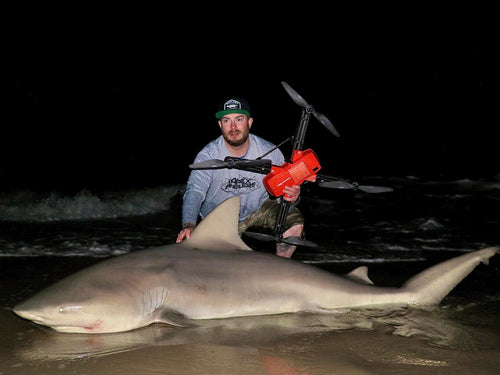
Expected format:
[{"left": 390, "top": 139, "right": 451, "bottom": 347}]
[
  {"left": 316, "top": 175, "right": 393, "bottom": 193},
  {"left": 189, "top": 159, "right": 227, "bottom": 169},
  {"left": 189, "top": 157, "right": 272, "bottom": 174},
  {"left": 242, "top": 231, "right": 318, "bottom": 248},
  {"left": 281, "top": 81, "right": 340, "bottom": 138}
]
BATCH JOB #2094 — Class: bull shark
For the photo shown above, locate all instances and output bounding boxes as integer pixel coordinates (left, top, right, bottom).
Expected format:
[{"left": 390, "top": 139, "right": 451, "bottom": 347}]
[{"left": 13, "top": 196, "right": 498, "bottom": 334}]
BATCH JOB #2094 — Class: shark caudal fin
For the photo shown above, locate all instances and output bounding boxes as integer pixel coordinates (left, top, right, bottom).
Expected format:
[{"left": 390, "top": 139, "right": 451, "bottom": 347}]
[
  {"left": 402, "top": 246, "right": 499, "bottom": 306},
  {"left": 182, "top": 196, "right": 252, "bottom": 251}
]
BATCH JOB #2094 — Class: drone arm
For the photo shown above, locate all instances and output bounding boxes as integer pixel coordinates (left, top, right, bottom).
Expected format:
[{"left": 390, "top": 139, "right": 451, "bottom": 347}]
[
  {"left": 293, "top": 108, "right": 313, "bottom": 151},
  {"left": 273, "top": 199, "right": 290, "bottom": 241}
]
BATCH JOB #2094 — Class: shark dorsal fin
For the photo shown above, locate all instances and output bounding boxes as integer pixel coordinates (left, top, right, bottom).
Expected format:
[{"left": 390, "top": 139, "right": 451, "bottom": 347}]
[
  {"left": 346, "top": 266, "right": 374, "bottom": 285},
  {"left": 182, "top": 196, "right": 252, "bottom": 251}
]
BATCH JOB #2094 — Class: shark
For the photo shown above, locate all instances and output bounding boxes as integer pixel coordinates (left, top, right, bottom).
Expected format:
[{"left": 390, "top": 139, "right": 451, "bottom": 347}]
[{"left": 13, "top": 196, "right": 498, "bottom": 334}]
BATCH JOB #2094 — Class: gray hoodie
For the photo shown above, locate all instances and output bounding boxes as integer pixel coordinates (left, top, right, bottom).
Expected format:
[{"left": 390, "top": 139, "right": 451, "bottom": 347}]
[{"left": 182, "top": 134, "right": 285, "bottom": 225}]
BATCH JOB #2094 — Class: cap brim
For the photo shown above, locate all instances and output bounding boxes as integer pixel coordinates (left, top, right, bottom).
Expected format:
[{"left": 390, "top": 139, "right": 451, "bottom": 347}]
[{"left": 215, "top": 109, "right": 251, "bottom": 119}]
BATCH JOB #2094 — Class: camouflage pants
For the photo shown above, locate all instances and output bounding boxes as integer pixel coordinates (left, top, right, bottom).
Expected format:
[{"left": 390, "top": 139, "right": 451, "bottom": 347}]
[{"left": 238, "top": 199, "right": 304, "bottom": 235}]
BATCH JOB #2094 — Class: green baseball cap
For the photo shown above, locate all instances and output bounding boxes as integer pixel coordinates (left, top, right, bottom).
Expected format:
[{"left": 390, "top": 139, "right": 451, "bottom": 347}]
[{"left": 215, "top": 97, "right": 251, "bottom": 119}]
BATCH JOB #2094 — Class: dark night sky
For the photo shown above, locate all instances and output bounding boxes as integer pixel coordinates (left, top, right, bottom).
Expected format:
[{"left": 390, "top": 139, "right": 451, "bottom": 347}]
[{"left": 4, "top": 8, "right": 497, "bottom": 192}]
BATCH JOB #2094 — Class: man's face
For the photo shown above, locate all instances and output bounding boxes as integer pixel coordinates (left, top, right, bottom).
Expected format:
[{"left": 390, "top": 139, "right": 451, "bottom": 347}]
[{"left": 219, "top": 113, "right": 253, "bottom": 147}]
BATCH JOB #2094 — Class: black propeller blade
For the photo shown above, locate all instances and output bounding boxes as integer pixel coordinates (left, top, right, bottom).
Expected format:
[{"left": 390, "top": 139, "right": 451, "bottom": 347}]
[
  {"left": 189, "top": 159, "right": 227, "bottom": 169},
  {"left": 190, "top": 157, "right": 272, "bottom": 174},
  {"left": 243, "top": 231, "right": 318, "bottom": 248},
  {"left": 316, "top": 175, "right": 393, "bottom": 193},
  {"left": 281, "top": 81, "right": 341, "bottom": 138}
]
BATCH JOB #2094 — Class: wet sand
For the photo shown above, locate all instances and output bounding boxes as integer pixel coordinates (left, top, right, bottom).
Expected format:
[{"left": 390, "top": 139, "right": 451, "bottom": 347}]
[{"left": 1, "top": 256, "right": 499, "bottom": 374}]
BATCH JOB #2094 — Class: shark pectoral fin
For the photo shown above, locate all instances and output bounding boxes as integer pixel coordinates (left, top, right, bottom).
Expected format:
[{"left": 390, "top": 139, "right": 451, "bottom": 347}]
[
  {"left": 346, "top": 266, "right": 374, "bottom": 285},
  {"left": 157, "top": 309, "right": 198, "bottom": 328}
]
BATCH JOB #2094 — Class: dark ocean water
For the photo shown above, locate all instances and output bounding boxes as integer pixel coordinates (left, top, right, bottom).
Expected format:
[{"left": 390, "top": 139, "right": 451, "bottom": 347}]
[{"left": 1, "top": 175, "right": 499, "bottom": 262}]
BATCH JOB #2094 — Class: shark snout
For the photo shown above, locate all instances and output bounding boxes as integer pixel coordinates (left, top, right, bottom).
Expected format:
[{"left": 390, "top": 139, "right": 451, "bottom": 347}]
[{"left": 13, "top": 307, "right": 45, "bottom": 323}]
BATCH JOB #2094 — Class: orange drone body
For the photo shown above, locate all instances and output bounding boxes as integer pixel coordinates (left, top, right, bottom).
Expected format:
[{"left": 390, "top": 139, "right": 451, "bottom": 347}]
[{"left": 263, "top": 149, "right": 321, "bottom": 197}]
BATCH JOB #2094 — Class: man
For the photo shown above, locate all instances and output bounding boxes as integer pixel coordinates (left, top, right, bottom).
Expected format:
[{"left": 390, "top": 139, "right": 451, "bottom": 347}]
[{"left": 176, "top": 97, "right": 304, "bottom": 258}]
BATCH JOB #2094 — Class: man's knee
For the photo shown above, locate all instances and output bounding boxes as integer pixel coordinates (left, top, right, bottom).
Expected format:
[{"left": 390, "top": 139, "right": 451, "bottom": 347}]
[{"left": 283, "top": 224, "right": 303, "bottom": 238}]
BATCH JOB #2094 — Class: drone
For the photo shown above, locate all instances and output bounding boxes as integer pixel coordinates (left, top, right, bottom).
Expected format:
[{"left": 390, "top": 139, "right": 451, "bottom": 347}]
[{"left": 189, "top": 81, "right": 392, "bottom": 248}]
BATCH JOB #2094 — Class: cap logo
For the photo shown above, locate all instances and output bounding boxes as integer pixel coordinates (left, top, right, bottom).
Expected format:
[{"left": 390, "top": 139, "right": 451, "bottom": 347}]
[
  {"left": 215, "top": 97, "right": 250, "bottom": 118},
  {"left": 224, "top": 99, "right": 242, "bottom": 111}
]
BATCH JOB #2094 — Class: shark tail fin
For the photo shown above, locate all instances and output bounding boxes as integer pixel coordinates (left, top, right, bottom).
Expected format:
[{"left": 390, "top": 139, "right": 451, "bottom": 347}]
[
  {"left": 402, "top": 246, "right": 498, "bottom": 306},
  {"left": 183, "top": 196, "right": 252, "bottom": 251}
]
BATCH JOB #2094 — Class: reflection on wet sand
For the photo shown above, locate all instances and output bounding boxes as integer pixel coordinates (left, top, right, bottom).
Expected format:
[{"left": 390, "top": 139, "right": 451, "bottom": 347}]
[{"left": 5, "top": 303, "right": 499, "bottom": 374}]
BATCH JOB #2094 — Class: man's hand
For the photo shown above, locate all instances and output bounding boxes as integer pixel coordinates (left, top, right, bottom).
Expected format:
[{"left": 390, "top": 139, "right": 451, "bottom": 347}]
[
  {"left": 176, "top": 223, "right": 196, "bottom": 243},
  {"left": 283, "top": 185, "right": 301, "bottom": 203}
]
